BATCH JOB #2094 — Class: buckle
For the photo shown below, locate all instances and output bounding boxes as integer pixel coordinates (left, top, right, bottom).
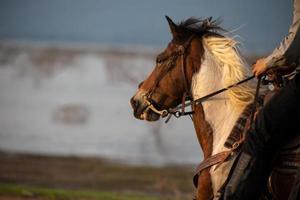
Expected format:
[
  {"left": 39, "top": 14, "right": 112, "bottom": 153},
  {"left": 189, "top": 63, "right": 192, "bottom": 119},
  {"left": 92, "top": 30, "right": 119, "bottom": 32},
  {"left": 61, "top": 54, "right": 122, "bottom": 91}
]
[{"left": 177, "top": 45, "right": 185, "bottom": 55}]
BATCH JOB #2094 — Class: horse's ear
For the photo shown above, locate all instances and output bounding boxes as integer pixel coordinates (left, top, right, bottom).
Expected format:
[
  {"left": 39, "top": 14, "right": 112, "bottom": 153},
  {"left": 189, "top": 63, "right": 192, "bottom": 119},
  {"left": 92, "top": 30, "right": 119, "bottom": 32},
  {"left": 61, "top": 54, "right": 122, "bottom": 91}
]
[{"left": 165, "top": 16, "right": 180, "bottom": 38}]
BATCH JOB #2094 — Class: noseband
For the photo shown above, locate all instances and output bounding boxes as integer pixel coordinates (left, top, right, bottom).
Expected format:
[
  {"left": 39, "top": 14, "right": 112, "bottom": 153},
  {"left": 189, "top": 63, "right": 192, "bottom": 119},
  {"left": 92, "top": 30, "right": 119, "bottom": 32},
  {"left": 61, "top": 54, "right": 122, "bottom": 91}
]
[{"left": 143, "top": 35, "right": 196, "bottom": 118}]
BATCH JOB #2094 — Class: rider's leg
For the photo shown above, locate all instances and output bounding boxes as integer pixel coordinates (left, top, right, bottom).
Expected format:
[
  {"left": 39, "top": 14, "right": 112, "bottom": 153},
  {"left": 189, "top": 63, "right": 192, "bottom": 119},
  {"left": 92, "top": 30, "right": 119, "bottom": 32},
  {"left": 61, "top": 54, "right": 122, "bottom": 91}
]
[
  {"left": 245, "top": 74, "right": 300, "bottom": 156},
  {"left": 222, "top": 73, "right": 300, "bottom": 200}
]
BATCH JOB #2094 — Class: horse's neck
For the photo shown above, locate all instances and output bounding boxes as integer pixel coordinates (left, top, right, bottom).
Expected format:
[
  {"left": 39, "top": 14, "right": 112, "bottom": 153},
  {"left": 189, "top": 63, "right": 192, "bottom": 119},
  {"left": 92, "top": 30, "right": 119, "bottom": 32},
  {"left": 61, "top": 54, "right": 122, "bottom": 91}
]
[
  {"left": 191, "top": 48, "right": 247, "bottom": 194},
  {"left": 200, "top": 94, "right": 242, "bottom": 155},
  {"left": 192, "top": 49, "right": 245, "bottom": 155}
]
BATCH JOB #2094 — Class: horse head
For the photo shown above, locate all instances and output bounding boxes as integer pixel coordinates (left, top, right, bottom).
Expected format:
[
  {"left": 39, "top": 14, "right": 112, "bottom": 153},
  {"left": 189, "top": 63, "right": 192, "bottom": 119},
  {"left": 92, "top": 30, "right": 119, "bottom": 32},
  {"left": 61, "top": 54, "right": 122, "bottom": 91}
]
[{"left": 130, "top": 16, "right": 219, "bottom": 121}]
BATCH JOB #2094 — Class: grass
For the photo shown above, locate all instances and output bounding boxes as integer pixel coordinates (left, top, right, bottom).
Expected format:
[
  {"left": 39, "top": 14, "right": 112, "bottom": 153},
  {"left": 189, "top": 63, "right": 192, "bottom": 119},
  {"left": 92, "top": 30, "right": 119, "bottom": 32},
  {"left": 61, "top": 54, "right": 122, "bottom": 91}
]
[
  {"left": 0, "top": 183, "right": 160, "bottom": 200},
  {"left": 0, "top": 152, "right": 196, "bottom": 200}
]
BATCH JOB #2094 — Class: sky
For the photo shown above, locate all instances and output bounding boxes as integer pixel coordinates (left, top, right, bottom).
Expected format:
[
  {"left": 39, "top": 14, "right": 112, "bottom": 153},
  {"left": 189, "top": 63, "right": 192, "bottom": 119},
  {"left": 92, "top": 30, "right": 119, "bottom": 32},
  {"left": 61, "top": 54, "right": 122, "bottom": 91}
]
[{"left": 0, "top": 0, "right": 293, "bottom": 54}]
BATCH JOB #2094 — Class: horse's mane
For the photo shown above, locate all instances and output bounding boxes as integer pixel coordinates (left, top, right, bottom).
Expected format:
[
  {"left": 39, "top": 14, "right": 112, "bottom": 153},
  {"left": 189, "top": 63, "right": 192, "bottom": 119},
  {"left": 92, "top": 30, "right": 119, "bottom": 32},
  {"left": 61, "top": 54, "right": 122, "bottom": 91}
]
[
  {"left": 203, "top": 36, "right": 256, "bottom": 108},
  {"left": 180, "top": 17, "right": 257, "bottom": 108},
  {"left": 178, "top": 17, "right": 224, "bottom": 37}
]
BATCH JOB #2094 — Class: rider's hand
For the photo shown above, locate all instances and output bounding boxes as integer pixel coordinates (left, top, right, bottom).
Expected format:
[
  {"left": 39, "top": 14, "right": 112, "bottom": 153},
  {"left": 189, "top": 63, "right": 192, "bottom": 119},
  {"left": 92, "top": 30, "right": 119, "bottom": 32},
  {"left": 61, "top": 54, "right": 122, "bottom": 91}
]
[{"left": 252, "top": 58, "right": 268, "bottom": 77}]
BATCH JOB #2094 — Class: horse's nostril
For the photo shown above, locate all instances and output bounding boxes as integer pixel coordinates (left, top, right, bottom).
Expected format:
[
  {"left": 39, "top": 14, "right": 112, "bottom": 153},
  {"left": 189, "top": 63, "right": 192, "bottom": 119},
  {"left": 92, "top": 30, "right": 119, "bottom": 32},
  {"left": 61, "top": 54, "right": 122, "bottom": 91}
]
[{"left": 130, "top": 97, "right": 139, "bottom": 110}]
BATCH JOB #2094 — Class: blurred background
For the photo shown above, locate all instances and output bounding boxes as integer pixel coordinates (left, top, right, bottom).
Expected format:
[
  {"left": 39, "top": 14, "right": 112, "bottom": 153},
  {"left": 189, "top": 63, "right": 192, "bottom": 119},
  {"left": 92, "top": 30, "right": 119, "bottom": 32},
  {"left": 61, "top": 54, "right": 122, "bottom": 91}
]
[{"left": 0, "top": 0, "right": 292, "bottom": 199}]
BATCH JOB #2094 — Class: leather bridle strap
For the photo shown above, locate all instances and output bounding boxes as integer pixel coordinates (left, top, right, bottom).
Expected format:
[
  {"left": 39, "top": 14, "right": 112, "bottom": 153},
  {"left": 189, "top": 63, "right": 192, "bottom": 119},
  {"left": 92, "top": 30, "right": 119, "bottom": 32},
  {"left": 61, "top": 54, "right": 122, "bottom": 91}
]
[
  {"left": 250, "top": 76, "right": 262, "bottom": 125},
  {"left": 179, "top": 43, "right": 190, "bottom": 114},
  {"left": 168, "top": 75, "right": 255, "bottom": 117},
  {"left": 193, "top": 136, "right": 245, "bottom": 187},
  {"left": 193, "top": 151, "right": 232, "bottom": 186},
  {"left": 179, "top": 35, "right": 196, "bottom": 96}
]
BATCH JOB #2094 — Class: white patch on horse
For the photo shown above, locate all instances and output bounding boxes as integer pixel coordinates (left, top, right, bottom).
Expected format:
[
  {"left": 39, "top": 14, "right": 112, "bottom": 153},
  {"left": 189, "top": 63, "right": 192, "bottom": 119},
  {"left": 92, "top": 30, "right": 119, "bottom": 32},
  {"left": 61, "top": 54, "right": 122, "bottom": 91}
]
[{"left": 191, "top": 36, "right": 256, "bottom": 196}]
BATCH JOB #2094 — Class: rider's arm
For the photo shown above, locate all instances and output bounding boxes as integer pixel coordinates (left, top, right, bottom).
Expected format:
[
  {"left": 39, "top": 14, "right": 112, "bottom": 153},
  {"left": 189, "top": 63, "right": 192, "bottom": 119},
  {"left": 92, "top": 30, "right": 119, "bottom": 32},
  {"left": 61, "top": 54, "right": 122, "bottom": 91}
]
[{"left": 265, "top": 0, "right": 300, "bottom": 69}]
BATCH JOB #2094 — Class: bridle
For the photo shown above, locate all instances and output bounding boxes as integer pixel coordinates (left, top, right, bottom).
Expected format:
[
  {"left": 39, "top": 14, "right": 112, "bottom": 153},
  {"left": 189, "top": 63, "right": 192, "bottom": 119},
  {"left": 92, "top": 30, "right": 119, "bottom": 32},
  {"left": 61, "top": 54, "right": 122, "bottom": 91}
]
[
  {"left": 142, "top": 34, "right": 196, "bottom": 118},
  {"left": 142, "top": 34, "right": 256, "bottom": 123}
]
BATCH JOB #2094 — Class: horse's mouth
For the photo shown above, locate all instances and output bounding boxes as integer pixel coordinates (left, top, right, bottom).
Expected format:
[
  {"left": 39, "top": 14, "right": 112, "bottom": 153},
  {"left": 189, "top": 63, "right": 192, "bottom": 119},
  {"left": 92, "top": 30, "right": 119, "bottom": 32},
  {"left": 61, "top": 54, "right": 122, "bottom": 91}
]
[
  {"left": 131, "top": 94, "right": 161, "bottom": 121},
  {"left": 133, "top": 104, "right": 160, "bottom": 121},
  {"left": 142, "top": 106, "right": 161, "bottom": 121}
]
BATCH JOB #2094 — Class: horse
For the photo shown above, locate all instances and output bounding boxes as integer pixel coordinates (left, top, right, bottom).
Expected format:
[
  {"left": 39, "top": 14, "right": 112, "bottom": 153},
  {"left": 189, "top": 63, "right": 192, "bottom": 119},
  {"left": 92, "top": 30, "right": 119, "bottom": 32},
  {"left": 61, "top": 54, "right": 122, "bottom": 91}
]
[{"left": 130, "top": 16, "right": 300, "bottom": 200}]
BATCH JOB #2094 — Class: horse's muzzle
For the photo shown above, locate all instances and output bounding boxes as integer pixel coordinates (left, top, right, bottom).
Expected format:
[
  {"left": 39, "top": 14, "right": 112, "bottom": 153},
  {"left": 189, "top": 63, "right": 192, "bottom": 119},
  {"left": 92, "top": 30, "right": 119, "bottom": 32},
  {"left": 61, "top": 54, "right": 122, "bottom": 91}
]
[{"left": 130, "top": 95, "right": 160, "bottom": 121}]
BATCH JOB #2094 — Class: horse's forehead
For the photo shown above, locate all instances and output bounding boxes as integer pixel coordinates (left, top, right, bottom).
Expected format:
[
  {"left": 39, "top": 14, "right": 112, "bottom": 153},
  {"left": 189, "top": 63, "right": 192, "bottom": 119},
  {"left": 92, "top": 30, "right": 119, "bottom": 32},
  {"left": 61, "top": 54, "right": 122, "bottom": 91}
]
[{"left": 165, "top": 41, "right": 177, "bottom": 52}]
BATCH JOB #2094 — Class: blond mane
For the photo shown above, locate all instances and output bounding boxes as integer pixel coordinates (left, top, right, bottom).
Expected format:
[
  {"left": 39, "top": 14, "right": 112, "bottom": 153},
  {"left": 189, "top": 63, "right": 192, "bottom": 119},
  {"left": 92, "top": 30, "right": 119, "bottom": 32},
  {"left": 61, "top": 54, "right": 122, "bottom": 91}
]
[{"left": 202, "top": 36, "right": 257, "bottom": 108}]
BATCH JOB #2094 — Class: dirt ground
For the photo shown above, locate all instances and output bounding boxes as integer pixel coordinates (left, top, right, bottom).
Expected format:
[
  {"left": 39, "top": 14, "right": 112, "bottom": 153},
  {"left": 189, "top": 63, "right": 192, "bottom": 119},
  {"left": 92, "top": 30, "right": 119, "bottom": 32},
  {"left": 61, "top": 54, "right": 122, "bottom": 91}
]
[{"left": 0, "top": 152, "right": 196, "bottom": 199}]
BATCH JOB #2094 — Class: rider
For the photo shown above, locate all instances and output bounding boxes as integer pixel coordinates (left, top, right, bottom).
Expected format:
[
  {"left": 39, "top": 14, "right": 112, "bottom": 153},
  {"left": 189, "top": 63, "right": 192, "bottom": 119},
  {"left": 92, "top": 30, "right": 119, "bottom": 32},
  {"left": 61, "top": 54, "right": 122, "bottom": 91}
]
[{"left": 222, "top": 0, "right": 300, "bottom": 199}]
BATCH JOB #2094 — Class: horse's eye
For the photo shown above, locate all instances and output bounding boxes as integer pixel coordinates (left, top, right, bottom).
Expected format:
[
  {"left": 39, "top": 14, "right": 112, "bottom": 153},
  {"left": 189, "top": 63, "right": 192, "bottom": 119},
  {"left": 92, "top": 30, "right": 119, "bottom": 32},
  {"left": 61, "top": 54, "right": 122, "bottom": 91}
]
[
  {"left": 156, "top": 53, "right": 166, "bottom": 64},
  {"left": 156, "top": 57, "right": 163, "bottom": 64}
]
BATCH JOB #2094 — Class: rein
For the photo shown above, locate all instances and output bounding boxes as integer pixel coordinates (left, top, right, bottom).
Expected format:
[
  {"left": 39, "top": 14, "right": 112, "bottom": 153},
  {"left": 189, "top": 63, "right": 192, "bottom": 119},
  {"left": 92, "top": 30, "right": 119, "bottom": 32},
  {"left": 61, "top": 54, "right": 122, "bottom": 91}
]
[{"left": 165, "top": 75, "right": 255, "bottom": 122}]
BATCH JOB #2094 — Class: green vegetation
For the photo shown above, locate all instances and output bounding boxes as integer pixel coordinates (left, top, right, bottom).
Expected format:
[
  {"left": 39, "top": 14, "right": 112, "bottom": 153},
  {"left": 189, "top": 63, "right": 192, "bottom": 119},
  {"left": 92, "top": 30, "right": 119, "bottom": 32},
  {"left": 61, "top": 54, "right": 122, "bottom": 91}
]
[
  {"left": 0, "top": 153, "right": 195, "bottom": 200},
  {"left": 0, "top": 183, "right": 160, "bottom": 200}
]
